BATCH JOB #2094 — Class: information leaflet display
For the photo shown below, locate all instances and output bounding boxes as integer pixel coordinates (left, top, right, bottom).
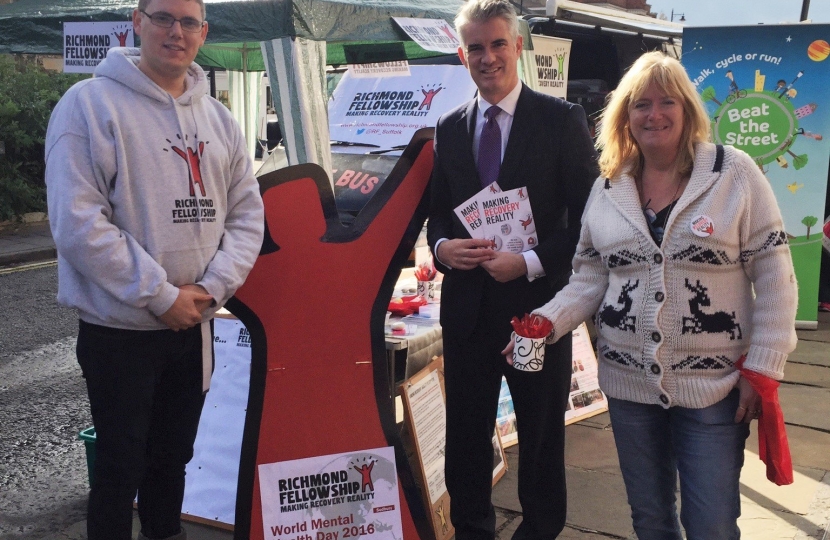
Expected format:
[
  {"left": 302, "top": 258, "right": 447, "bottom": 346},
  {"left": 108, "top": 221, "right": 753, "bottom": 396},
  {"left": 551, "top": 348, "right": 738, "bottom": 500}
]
[
  {"left": 399, "top": 359, "right": 454, "bottom": 540},
  {"left": 404, "top": 370, "right": 447, "bottom": 506},
  {"left": 259, "top": 447, "right": 404, "bottom": 540},
  {"left": 399, "top": 357, "right": 506, "bottom": 540},
  {"left": 565, "top": 323, "right": 607, "bottom": 424}
]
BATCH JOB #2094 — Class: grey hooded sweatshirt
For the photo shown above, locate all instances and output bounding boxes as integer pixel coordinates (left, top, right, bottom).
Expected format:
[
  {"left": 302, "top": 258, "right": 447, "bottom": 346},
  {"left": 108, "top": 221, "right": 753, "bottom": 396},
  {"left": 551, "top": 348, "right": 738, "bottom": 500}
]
[{"left": 45, "top": 48, "right": 264, "bottom": 330}]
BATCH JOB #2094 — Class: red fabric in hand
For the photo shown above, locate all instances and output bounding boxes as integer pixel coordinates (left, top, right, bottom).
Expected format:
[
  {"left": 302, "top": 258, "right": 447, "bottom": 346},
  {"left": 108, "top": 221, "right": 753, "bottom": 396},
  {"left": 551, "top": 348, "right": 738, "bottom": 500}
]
[
  {"left": 736, "top": 356, "right": 794, "bottom": 486},
  {"left": 510, "top": 313, "right": 553, "bottom": 339}
]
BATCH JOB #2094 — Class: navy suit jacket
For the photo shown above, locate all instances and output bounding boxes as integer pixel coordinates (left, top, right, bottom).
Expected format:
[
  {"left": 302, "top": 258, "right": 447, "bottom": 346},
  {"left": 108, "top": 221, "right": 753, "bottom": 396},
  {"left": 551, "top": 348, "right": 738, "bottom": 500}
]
[{"left": 427, "top": 84, "right": 598, "bottom": 339}]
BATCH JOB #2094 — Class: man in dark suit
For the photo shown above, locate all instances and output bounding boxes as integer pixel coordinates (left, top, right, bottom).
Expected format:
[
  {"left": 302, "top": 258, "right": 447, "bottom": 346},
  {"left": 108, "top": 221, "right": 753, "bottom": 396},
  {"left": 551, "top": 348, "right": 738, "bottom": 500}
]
[{"left": 427, "top": 1, "right": 598, "bottom": 538}]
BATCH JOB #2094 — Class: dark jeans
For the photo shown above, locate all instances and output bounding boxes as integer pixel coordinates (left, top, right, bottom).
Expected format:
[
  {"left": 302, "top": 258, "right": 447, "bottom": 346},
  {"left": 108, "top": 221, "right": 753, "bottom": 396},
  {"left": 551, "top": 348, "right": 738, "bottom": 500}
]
[{"left": 77, "top": 320, "right": 209, "bottom": 540}]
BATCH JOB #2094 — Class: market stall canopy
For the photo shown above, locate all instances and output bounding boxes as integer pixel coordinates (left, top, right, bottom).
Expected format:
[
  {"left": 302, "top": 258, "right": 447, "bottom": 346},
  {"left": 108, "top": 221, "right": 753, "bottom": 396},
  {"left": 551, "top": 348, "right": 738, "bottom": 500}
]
[
  {"left": 196, "top": 40, "right": 450, "bottom": 71},
  {"left": 545, "top": 0, "right": 683, "bottom": 39},
  {"left": 0, "top": 0, "right": 464, "bottom": 56}
]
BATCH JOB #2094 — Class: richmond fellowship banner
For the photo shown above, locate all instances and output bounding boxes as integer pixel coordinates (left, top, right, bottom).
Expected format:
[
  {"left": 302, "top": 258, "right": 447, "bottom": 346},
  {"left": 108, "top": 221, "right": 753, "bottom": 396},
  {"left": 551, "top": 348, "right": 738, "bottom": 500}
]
[
  {"left": 63, "top": 22, "right": 134, "bottom": 74},
  {"left": 329, "top": 65, "right": 477, "bottom": 150},
  {"left": 683, "top": 25, "right": 830, "bottom": 323}
]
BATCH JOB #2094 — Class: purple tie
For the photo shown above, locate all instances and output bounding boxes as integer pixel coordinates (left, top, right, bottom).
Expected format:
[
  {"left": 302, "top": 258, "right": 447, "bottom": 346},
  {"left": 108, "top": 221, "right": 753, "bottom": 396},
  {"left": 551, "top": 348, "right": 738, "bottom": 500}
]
[{"left": 477, "top": 105, "right": 502, "bottom": 188}]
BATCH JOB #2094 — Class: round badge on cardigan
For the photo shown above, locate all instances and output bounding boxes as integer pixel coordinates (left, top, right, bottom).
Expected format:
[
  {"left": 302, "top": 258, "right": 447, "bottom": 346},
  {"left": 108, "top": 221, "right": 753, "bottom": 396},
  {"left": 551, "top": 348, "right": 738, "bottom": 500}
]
[{"left": 690, "top": 215, "right": 714, "bottom": 237}]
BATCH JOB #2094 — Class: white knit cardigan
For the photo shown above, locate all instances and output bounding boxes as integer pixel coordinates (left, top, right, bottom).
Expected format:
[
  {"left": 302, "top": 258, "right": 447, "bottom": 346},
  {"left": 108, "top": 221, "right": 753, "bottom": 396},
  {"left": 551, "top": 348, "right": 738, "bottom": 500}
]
[{"left": 533, "top": 143, "right": 798, "bottom": 409}]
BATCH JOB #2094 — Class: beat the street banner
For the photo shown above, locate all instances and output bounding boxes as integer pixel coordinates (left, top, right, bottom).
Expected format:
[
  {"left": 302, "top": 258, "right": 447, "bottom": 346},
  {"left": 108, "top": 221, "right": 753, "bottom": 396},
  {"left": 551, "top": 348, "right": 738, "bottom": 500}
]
[
  {"left": 259, "top": 446, "right": 403, "bottom": 540},
  {"left": 531, "top": 35, "right": 572, "bottom": 99},
  {"left": 682, "top": 26, "right": 830, "bottom": 324},
  {"left": 63, "top": 22, "right": 134, "bottom": 74},
  {"left": 329, "top": 65, "right": 477, "bottom": 150}
]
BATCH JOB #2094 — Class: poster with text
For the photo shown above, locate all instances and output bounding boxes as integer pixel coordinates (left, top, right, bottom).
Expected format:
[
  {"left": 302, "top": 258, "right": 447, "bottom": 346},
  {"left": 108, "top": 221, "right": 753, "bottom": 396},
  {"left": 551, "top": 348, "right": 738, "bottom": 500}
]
[
  {"left": 329, "top": 65, "right": 477, "bottom": 150},
  {"left": 259, "top": 447, "right": 403, "bottom": 540},
  {"left": 683, "top": 26, "right": 830, "bottom": 323},
  {"left": 531, "top": 35, "right": 572, "bottom": 99},
  {"left": 565, "top": 323, "right": 607, "bottom": 424},
  {"left": 349, "top": 61, "right": 411, "bottom": 78},
  {"left": 392, "top": 18, "right": 461, "bottom": 54},
  {"left": 63, "top": 22, "right": 134, "bottom": 73}
]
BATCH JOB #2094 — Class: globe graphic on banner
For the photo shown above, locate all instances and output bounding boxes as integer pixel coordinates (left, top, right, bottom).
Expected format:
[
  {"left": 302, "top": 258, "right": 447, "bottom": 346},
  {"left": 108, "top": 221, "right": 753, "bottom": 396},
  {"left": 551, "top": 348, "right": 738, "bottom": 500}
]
[
  {"left": 700, "top": 43, "right": 830, "bottom": 172},
  {"left": 707, "top": 88, "right": 807, "bottom": 168}
]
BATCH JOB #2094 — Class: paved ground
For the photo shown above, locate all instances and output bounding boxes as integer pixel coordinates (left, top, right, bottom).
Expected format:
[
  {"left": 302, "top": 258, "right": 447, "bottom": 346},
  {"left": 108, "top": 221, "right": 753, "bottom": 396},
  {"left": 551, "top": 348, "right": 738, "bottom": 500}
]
[
  {"left": 0, "top": 221, "right": 56, "bottom": 267},
  {"left": 2, "top": 221, "right": 829, "bottom": 540}
]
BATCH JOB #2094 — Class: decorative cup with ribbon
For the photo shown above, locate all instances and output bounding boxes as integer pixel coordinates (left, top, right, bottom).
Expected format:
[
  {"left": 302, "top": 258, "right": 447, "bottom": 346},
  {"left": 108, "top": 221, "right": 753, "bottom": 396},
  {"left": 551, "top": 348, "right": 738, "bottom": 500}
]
[
  {"left": 512, "top": 334, "right": 546, "bottom": 371},
  {"left": 414, "top": 258, "right": 438, "bottom": 304},
  {"left": 509, "top": 313, "right": 553, "bottom": 372},
  {"left": 416, "top": 280, "right": 436, "bottom": 303}
]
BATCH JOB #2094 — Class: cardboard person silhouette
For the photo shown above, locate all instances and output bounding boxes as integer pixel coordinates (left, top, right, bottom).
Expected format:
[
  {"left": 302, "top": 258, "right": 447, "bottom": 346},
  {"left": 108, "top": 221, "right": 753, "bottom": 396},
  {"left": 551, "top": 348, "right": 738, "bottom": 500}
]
[{"left": 227, "top": 129, "right": 435, "bottom": 540}]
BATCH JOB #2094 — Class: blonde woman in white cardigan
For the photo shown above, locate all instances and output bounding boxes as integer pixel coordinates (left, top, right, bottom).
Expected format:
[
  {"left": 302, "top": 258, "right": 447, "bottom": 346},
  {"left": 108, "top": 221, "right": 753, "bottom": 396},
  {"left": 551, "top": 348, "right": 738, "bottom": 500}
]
[{"left": 503, "top": 52, "right": 797, "bottom": 540}]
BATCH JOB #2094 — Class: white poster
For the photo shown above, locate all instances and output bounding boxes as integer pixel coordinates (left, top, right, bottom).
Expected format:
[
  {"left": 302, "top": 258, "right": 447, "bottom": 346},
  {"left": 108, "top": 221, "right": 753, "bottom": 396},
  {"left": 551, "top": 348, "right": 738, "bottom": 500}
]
[
  {"left": 565, "top": 323, "right": 608, "bottom": 423},
  {"left": 329, "top": 65, "right": 476, "bottom": 149},
  {"left": 259, "top": 447, "right": 404, "bottom": 540},
  {"left": 531, "top": 35, "right": 571, "bottom": 99},
  {"left": 181, "top": 317, "right": 251, "bottom": 526},
  {"left": 392, "top": 18, "right": 461, "bottom": 55},
  {"left": 63, "top": 21, "right": 134, "bottom": 73},
  {"left": 405, "top": 371, "right": 447, "bottom": 504},
  {"left": 349, "top": 61, "right": 411, "bottom": 78}
]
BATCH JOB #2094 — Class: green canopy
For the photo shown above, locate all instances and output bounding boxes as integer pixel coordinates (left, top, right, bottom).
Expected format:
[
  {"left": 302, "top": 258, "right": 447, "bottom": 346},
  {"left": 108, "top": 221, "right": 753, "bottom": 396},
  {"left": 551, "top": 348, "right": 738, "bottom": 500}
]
[
  {"left": 0, "top": 0, "right": 463, "bottom": 60},
  {"left": 0, "top": 0, "right": 464, "bottom": 186},
  {"left": 196, "top": 40, "right": 450, "bottom": 71}
]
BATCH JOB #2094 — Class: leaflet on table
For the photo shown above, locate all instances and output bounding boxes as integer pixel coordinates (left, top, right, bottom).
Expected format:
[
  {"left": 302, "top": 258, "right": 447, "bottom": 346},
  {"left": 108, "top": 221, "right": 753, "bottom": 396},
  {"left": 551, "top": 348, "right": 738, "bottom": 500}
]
[{"left": 453, "top": 183, "right": 538, "bottom": 253}]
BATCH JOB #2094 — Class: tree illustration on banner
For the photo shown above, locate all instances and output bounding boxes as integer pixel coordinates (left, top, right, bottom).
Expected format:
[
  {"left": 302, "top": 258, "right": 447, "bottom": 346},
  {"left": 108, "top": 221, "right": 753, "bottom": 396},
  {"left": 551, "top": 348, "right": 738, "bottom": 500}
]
[{"left": 803, "top": 215, "right": 818, "bottom": 238}]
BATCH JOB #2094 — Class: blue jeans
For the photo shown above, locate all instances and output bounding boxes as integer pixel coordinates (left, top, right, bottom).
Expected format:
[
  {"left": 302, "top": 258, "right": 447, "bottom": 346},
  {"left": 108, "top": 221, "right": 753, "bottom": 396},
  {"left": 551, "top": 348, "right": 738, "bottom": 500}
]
[
  {"left": 608, "top": 391, "right": 749, "bottom": 540},
  {"left": 77, "top": 321, "right": 209, "bottom": 540}
]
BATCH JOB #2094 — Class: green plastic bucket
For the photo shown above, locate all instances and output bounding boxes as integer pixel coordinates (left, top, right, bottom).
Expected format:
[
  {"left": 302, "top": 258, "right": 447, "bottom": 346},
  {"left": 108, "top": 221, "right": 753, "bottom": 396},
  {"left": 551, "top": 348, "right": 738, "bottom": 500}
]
[{"left": 78, "top": 426, "right": 96, "bottom": 487}]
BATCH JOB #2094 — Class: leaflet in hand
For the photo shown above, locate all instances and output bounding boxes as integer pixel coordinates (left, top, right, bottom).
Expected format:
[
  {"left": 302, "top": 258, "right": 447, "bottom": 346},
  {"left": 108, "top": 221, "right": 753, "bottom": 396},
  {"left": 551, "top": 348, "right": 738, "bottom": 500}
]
[{"left": 453, "top": 183, "right": 538, "bottom": 253}]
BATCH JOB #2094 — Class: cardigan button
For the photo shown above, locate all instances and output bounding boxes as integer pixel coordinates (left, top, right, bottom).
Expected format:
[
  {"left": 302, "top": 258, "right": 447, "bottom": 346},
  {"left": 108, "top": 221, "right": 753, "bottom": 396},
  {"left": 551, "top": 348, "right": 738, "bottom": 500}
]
[
  {"left": 659, "top": 394, "right": 669, "bottom": 404},
  {"left": 655, "top": 292, "right": 665, "bottom": 302},
  {"left": 654, "top": 253, "right": 663, "bottom": 264},
  {"left": 651, "top": 364, "right": 661, "bottom": 375},
  {"left": 651, "top": 331, "right": 661, "bottom": 343}
]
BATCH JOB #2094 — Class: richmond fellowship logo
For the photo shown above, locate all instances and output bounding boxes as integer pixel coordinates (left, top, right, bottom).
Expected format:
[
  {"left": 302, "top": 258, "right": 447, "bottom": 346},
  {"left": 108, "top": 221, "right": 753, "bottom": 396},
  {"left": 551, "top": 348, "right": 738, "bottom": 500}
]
[
  {"left": 419, "top": 85, "right": 443, "bottom": 111},
  {"left": 165, "top": 134, "right": 216, "bottom": 224},
  {"left": 165, "top": 134, "right": 208, "bottom": 197}
]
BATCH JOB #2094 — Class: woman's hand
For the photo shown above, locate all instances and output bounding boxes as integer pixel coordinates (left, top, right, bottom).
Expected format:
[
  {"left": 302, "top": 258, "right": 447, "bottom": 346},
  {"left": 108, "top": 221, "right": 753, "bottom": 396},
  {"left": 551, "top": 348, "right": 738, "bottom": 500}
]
[
  {"left": 734, "top": 375, "right": 762, "bottom": 424},
  {"left": 501, "top": 339, "right": 515, "bottom": 366}
]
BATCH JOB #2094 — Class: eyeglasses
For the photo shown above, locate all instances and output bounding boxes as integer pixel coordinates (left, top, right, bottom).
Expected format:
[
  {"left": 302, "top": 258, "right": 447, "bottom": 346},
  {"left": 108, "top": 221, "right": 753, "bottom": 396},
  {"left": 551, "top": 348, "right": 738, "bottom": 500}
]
[{"left": 140, "top": 10, "right": 205, "bottom": 33}]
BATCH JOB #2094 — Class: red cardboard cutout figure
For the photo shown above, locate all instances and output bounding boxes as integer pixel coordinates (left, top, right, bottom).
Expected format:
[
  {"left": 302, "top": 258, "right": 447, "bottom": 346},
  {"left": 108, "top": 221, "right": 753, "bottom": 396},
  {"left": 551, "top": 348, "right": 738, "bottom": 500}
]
[{"left": 227, "top": 130, "right": 434, "bottom": 540}]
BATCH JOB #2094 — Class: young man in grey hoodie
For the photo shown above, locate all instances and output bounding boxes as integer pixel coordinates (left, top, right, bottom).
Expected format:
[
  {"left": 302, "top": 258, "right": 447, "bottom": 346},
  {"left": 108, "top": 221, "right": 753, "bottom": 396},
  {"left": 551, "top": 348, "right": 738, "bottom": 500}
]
[{"left": 44, "top": 0, "right": 264, "bottom": 538}]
